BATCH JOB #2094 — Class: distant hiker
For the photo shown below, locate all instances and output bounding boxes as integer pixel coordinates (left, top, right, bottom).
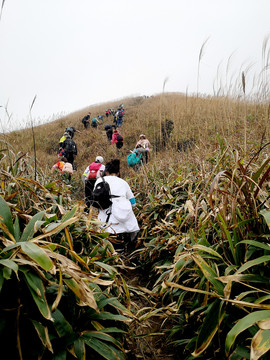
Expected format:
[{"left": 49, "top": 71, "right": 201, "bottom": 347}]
[
  {"left": 136, "top": 134, "right": 151, "bottom": 149},
  {"left": 116, "top": 108, "right": 124, "bottom": 127},
  {"left": 58, "top": 131, "right": 69, "bottom": 152},
  {"left": 91, "top": 117, "right": 98, "bottom": 128},
  {"left": 61, "top": 133, "right": 77, "bottom": 166},
  {"left": 52, "top": 159, "right": 65, "bottom": 174},
  {"left": 65, "top": 126, "right": 81, "bottom": 139},
  {"left": 127, "top": 144, "right": 148, "bottom": 171},
  {"left": 104, "top": 124, "right": 116, "bottom": 144},
  {"left": 98, "top": 115, "right": 103, "bottom": 123},
  {"left": 92, "top": 158, "right": 139, "bottom": 253},
  {"left": 112, "top": 129, "right": 124, "bottom": 151},
  {"left": 105, "top": 109, "right": 111, "bottom": 118},
  {"left": 81, "top": 112, "right": 91, "bottom": 129},
  {"left": 83, "top": 156, "right": 105, "bottom": 208},
  {"left": 52, "top": 157, "right": 73, "bottom": 180},
  {"left": 135, "top": 144, "right": 149, "bottom": 165},
  {"left": 135, "top": 134, "right": 151, "bottom": 162},
  {"left": 62, "top": 157, "right": 73, "bottom": 180},
  {"left": 113, "top": 110, "right": 117, "bottom": 125}
]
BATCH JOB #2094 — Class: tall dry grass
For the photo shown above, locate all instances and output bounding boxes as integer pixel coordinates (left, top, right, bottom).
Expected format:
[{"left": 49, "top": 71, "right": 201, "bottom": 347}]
[{"left": 1, "top": 93, "right": 269, "bottom": 180}]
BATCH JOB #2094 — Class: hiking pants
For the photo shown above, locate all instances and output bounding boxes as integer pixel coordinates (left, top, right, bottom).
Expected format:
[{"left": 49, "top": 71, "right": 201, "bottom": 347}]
[
  {"left": 84, "top": 179, "right": 96, "bottom": 208},
  {"left": 116, "top": 117, "right": 123, "bottom": 127}
]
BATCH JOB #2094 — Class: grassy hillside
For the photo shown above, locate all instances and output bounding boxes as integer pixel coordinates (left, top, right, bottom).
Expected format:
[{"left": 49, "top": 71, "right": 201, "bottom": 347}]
[{"left": 2, "top": 92, "right": 269, "bottom": 189}]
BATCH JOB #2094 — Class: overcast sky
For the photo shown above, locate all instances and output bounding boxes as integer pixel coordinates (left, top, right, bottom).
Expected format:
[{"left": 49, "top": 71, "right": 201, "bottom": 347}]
[{"left": 0, "top": 0, "right": 269, "bottom": 132}]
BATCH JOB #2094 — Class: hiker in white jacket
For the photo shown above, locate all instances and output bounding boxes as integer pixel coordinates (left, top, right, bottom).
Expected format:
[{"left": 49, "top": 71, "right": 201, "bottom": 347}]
[{"left": 94, "top": 158, "right": 139, "bottom": 252}]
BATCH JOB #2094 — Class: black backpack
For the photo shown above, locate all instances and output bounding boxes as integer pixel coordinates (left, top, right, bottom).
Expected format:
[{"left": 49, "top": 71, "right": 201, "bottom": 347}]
[
  {"left": 65, "top": 127, "right": 75, "bottom": 138},
  {"left": 82, "top": 115, "right": 90, "bottom": 123},
  {"left": 104, "top": 124, "right": 112, "bottom": 131},
  {"left": 91, "top": 177, "right": 119, "bottom": 211},
  {"left": 63, "top": 139, "right": 76, "bottom": 154},
  {"left": 116, "top": 134, "right": 123, "bottom": 142}
]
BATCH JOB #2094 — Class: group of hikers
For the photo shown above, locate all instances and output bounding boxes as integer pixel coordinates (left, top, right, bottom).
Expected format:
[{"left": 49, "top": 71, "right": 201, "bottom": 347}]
[
  {"left": 81, "top": 113, "right": 104, "bottom": 129},
  {"left": 52, "top": 105, "right": 152, "bottom": 253}
]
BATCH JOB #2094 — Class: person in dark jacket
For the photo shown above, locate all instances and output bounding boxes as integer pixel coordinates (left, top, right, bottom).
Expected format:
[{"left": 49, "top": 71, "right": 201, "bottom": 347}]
[
  {"left": 81, "top": 113, "right": 91, "bottom": 129},
  {"left": 61, "top": 134, "right": 77, "bottom": 166},
  {"left": 104, "top": 124, "right": 116, "bottom": 144}
]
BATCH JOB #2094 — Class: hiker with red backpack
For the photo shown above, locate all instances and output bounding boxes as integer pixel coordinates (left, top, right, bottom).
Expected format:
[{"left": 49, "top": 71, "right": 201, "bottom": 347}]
[
  {"left": 112, "top": 129, "right": 124, "bottom": 151},
  {"left": 83, "top": 156, "right": 105, "bottom": 208}
]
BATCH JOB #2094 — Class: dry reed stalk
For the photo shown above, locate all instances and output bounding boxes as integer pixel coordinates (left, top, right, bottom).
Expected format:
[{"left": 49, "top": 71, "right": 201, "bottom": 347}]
[
  {"left": 241, "top": 72, "right": 247, "bottom": 156},
  {"left": 0, "top": 0, "right": 5, "bottom": 22},
  {"left": 197, "top": 37, "right": 209, "bottom": 97},
  {"left": 30, "top": 95, "right": 37, "bottom": 180}
]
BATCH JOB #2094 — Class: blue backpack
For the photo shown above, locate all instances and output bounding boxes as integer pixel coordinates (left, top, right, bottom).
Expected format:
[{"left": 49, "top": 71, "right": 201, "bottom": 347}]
[{"left": 127, "top": 150, "right": 142, "bottom": 167}]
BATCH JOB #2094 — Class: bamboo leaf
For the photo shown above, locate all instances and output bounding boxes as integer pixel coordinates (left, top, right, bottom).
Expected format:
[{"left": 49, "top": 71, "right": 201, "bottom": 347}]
[
  {"left": 20, "top": 211, "right": 45, "bottom": 242},
  {"left": 14, "top": 215, "right": 21, "bottom": 242},
  {"left": 0, "top": 195, "right": 14, "bottom": 236},
  {"left": 192, "top": 244, "right": 224, "bottom": 260},
  {"left": 89, "top": 311, "right": 129, "bottom": 322},
  {"left": 97, "top": 297, "right": 130, "bottom": 314},
  {"left": 165, "top": 281, "right": 214, "bottom": 296},
  {"left": 74, "top": 338, "right": 85, "bottom": 360},
  {"left": 192, "top": 254, "right": 224, "bottom": 295},
  {"left": 0, "top": 259, "right": 18, "bottom": 274},
  {"left": 52, "top": 308, "right": 73, "bottom": 337},
  {"left": 61, "top": 204, "right": 79, "bottom": 223},
  {"left": 192, "top": 300, "right": 225, "bottom": 356},
  {"left": 236, "top": 256, "right": 270, "bottom": 274},
  {"left": 63, "top": 277, "right": 97, "bottom": 310},
  {"left": 260, "top": 209, "right": 270, "bottom": 230},
  {"left": 84, "top": 336, "right": 125, "bottom": 360},
  {"left": 83, "top": 331, "right": 122, "bottom": 348},
  {"left": 22, "top": 269, "right": 52, "bottom": 320},
  {"left": 31, "top": 320, "right": 53, "bottom": 353},
  {"left": 238, "top": 240, "right": 270, "bottom": 252},
  {"left": 94, "top": 261, "right": 119, "bottom": 276},
  {"left": 225, "top": 310, "right": 270, "bottom": 355},
  {"left": 251, "top": 329, "right": 270, "bottom": 360},
  {"left": 19, "top": 242, "right": 54, "bottom": 271},
  {"left": 32, "top": 216, "right": 80, "bottom": 241}
]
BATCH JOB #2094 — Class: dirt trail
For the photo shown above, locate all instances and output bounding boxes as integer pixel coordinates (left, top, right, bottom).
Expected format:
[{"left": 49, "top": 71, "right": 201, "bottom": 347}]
[{"left": 119, "top": 259, "right": 177, "bottom": 360}]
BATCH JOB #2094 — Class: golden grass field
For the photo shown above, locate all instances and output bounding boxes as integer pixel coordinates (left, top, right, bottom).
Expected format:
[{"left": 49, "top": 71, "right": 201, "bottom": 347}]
[{"left": 2, "top": 92, "right": 269, "bottom": 186}]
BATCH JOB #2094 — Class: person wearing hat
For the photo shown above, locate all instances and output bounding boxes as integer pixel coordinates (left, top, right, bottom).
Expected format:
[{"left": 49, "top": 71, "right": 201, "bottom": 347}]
[
  {"left": 135, "top": 134, "right": 151, "bottom": 163},
  {"left": 83, "top": 156, "right": 105, "bottom": 208}
]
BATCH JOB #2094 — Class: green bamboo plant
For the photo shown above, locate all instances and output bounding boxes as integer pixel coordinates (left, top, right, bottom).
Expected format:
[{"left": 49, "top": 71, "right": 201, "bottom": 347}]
[
  {"left": 131, "top": 138, "right": 270, "bottom": 359},
  {"left": 0, "top": 146, "right": 132, "bottom": 360}
]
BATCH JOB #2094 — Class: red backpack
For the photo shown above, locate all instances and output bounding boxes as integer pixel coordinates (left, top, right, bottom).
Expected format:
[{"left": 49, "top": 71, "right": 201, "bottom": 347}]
[{"left": 88, "top": 162, "right": 102, "bottom": 179}]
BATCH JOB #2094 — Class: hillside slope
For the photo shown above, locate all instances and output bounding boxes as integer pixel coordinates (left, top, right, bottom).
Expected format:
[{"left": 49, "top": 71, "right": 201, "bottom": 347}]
[{"left": 2, "top": 92, "right": 269, "bottom": 191}]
